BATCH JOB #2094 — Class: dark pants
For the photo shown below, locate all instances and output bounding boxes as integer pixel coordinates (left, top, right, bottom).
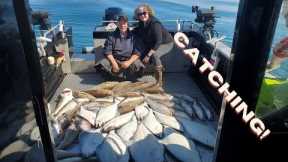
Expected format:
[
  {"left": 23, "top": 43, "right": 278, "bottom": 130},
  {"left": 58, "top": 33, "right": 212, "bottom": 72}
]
[
  {"left": 95, "top": 54, "right": 145, "bottom": 81},
  {"left": 137, "top": 40, "right": 174, "bottom": 68}
]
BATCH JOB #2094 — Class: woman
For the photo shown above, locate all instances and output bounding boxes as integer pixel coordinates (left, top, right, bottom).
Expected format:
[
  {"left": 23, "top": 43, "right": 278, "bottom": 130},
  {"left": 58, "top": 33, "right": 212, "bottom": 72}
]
[{"left": 134, "top": 4, "right": 174, "bottom": 86}]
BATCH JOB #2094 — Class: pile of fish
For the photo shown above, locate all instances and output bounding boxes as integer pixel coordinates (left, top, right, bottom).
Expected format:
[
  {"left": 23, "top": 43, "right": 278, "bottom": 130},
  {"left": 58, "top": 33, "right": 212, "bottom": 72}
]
[{"left": 31, "top": 81, "right": 217, "bottom": 162}]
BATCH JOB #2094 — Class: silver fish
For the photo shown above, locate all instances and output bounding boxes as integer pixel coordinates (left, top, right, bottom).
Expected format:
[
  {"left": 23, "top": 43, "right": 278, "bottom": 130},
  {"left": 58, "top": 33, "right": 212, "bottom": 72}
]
[
  {"left": 95, "top": 100, "right": 120, "bottom": 127},
  {"left": 74, "top": 98, "right": 90, "bottom": 104},
  {"left": 174, "top": 110, "right": 191, "bottom": 120},
  {"left": 118, "top": 96, "right": 145, "bottom": 114},
  {"left": 30, "top": 126, "right": 41, "bottom": 141},
  {"left": 177, "top": 117, "right": 216, "bottom": 148},
  {"left": 79, "top": 130, "right": 106, "bottom": 158},
  {"left": 78, "top": 107, "right": 97, "bottom": 126},
  {"left": 143, "top": 110, "right": 163, "bottom": 137},
  {"left": 180, "top": 100, "right": 195, "bottom": 118},
  {"left": 192, "top": 101, "right": 205, "bottom": 120},
  {"left": 198, "top": 101, "right": 214, "bottom": 121},
  {"left": 129, "top": 123, "right": 164, "bottom": 162},
  {"left": 54, "top": 88, "right": 74, "bottom": 115},
  {"left": 16, "top": 119, "right": 37, "bottom": 137},
  {"left": 161, "top": 127, "right": 201, "bottom": 162},
  {"left": 134, "top": 103, "right": 149, "bottom": 121},
  {"left": 146, "top": 98, "right": 173, "bottom": 116},
  {"left": 174, "top": 94, "right": 195, "bottom": 104},
  {"left": 96, "top": 131, "right": 129, "bottom": 162},
  {"left": 116, "top": 116, "right": 138, "bottom": 144},
  {"left": 102, "top": 111, "right": 134, "bottom": 132},
  {"left": 54, "top": 99, "right": 80, "bottom": 120},
  {"left": 153, "top": 111, "right": 184, "bottom": 132},
  {"left": 0, "top": 139, "right": 30, "bottom": 160}
]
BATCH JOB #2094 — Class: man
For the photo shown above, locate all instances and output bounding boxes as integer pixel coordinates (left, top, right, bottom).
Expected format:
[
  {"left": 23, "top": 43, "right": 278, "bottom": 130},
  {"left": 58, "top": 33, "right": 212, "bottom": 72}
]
[{"left": 95, "top": 15, "right": 144, "bottom": 80}]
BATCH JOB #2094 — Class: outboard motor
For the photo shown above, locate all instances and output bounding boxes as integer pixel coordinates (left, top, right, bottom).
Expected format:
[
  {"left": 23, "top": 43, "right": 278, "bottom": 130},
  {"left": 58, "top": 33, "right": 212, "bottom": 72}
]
[
  {"left": 102, "top": 7, "right": 123, "bottom": 26},
  {"left": 192, "top": 6, "right": 217, "bottom": 39}
]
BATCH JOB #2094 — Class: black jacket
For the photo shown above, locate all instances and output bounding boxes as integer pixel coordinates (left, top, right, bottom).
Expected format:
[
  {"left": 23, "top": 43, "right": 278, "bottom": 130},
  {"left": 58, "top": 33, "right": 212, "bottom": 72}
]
[{"left": 134, "top": 16, "right": 173, "bottom": 51}]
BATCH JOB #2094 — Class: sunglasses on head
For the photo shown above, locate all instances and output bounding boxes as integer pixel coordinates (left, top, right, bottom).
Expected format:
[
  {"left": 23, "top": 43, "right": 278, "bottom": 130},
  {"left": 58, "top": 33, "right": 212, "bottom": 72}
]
[{"left": 137, "top": 12, "right": 147, "bottom": 17}]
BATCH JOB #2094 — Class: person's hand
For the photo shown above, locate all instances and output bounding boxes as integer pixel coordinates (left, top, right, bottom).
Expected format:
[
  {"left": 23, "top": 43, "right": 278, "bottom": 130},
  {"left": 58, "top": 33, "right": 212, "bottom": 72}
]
[
  {"left": 142, "top": 56, "right": 150, "bottom": 64},
  {"left": 119, "top": 61, "right": 131, "bottom": 69},
  {"left": 111, "top": 63, "right": 120, "bottom": 73}
]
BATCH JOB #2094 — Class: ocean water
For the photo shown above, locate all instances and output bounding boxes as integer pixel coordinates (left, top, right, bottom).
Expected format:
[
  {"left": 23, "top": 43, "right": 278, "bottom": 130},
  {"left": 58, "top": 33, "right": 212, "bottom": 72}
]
[{"left": 29, "top": 0, "right": 288, "bottom": 78}]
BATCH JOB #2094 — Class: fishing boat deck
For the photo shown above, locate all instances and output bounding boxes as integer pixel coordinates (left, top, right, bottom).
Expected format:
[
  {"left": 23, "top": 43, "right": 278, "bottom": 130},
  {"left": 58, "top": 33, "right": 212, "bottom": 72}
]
[{"left": 48, "top": 72, "right": 217, "bottom": 162}]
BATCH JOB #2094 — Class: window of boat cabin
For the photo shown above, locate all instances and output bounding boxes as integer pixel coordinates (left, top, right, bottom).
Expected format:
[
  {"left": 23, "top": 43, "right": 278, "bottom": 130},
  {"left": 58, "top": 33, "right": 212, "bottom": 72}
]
[
  {"left": 255, "top": 2, "right": 288, "bottom": 119},
  {"left": 0, "top": 0, "right": 48, "bottom": 161}
]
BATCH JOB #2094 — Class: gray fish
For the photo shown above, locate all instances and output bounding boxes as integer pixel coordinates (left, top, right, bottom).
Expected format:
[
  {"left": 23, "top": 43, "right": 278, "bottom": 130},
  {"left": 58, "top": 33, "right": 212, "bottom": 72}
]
[
  {"left": 134, "top": 103, "right": 149, "bottom": 121},
  {"left": 95, "top": 100, "right": 120, "bottom": 127},
  {"left": 57, "top": 124, "right": 79, "bottom": 150},
  {"left": 54, "top": 88, "right": 74, "bottom": 115},
  {"left": 161, "top": 127, "right": 201, "bottom": 162},
  {"left": 174, "top": 110, "right": 191, "bottom": 120},
  {"left": 0, "top": 139, "right": 30, "bottom": 161},
  {"left": 118, "top": 97, "right": 145, "bottom": 114},
  {"left": 129, "top": 123, "right": 164, "bottom": 162},
  {"left": 81, "top": 101, "right": 112, "bottom": 112},
  {"left": 30, "top": 126, "right": 41, "bottom": 141},
  {"left": 143, "top": 110, "right": 163, "bottom": 137},
  {"left": 78, "top": 107, "right": 97, "bottom": 126},
  {"left": 177, "top": 117, "right": 216, "bottom": 148},
  {"left": 16, "top": 119, "right": 37, "bottom": 137},
  {"left": 96, "top": 131, "right": 129, "bottom": 162},
  {"left": 180, "top": 101, "right": 195, "bottom": 118},
  {"left": 54, "top": 99, "right": 80, "bottom": 120},
  {"left": 79, "top": 130, "right": 106, "bottom": 158},
  {"left": 74, "top": 98, "right": 90, "bottom": 104},
  {"left": 174, "top": 94, "right": 195, "bottom": 104},
  {"left": 102, "top": 111, "right": 134, "bottom": 132},
  {"left": 192, "top": 101, "right": 205, "bottom": 120},
  {"left": 153, "top": 111, "right": 184, "bottom": 132},
  {"left": 146, "top": 98, "right": 173, "bottom": 116},
  {"left": 198, "top": 101, "right": 214, "bottom": 121},
  {"left": 116, "top": 116, "right": 138, "bottom": 144}
]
